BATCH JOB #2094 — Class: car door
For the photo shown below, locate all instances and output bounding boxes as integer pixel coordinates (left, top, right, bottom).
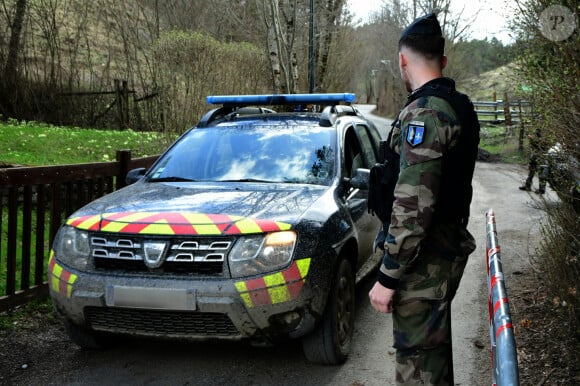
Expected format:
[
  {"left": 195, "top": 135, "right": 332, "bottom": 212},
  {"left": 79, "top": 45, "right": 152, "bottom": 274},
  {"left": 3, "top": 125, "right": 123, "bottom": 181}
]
[{"left": 342, "top": 123, "right": 382, "bottom": 269}]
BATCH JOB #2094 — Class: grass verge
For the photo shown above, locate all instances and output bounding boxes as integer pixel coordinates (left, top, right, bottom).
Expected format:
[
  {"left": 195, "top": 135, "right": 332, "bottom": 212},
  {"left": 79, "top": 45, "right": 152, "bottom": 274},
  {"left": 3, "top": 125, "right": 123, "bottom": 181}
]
[
  {"left": 0, "top": 297, "right": 54, "bottom": 332},
  {"left": 479, "top": 124, "right": 527, "bottom": 164},
  {"left": 0, "top": 119, "right": 173, "bottom": 166}
]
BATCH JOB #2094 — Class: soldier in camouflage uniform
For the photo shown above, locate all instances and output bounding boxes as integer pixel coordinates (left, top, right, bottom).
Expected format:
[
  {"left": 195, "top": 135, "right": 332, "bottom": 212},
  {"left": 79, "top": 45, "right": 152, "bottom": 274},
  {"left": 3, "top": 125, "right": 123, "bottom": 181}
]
[
  {"left": 369, "top": 13, "right": 479, "bottom": 385},
  {"left": 519, "top": 128, "right": 548, "bottom": 194}
]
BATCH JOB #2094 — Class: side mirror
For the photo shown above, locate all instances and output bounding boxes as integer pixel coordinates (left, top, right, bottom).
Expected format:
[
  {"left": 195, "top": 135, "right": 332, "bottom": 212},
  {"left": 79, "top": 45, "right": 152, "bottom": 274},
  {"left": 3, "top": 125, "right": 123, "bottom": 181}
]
[
  {"left": 349, "top": 168, "right": 370, "bottom": 190},
  {"left": 126, "top": 168, "right": 147, "bottom": 185}
]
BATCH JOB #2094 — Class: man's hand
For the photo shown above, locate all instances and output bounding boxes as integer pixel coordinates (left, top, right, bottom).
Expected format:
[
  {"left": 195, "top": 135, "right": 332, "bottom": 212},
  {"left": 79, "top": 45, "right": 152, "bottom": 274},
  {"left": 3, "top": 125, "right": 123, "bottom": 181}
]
[{"left": 369, "top": 282, "right": 396, "bottom": 313}]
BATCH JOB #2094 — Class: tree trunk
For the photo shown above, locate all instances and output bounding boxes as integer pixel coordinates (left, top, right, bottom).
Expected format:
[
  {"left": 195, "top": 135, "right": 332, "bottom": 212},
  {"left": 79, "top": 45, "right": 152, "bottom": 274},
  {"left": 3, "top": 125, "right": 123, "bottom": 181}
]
[
  {"left": 262, "top": 0, "right": 300, "bottom": 94},
  {"left": 264, "top": 0, "right": 283, "bottom": 93},
  {"left": 315, "top": 0, "right": 345, "bottom": 93},
  {"left": 1, "top": 0, "right": 28, "bottom": 116}
]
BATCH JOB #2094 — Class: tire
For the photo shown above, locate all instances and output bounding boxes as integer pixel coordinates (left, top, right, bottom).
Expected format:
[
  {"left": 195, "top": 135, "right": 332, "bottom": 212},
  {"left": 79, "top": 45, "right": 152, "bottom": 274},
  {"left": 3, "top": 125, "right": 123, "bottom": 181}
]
[
  {"left": 64, "top": 319, "right": 113, "bottom": 350},
  {"left": 302, "top": 258, "right": 355, "bottom": 365}
]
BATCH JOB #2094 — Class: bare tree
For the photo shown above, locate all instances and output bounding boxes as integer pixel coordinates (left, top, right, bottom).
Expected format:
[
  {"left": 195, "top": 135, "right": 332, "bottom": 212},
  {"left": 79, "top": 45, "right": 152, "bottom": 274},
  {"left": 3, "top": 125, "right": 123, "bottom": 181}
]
[
  {"left": 261, "top": 0, "right": 300, "bottom": 94},
  {"left": 1, "top": 0, "right": 26, "bottom": 116},
  {"left": 314, "top": 0, "right": 347, "bottom": 92}
]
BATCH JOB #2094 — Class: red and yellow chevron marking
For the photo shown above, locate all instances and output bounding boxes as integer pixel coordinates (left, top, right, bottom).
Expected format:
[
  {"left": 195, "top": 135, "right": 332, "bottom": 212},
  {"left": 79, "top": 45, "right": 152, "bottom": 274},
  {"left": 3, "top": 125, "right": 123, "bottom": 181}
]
[
  {"left": 234, "top": 258, "right": 311, "bottom": 308},
  {"left": 47, "top": 251, "right": 78, "bottom": 298},
  {"left": 66, "top": 211, "right": 292, "bottom": 235}
]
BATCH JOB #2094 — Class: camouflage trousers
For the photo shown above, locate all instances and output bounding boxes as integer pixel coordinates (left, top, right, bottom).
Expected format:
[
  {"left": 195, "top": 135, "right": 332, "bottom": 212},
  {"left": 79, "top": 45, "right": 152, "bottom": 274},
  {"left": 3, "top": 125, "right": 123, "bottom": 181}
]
[
  {"left": 523, "top": 154, "right": 548, "bottom": 191},
  {"left": 392, "top": 253, "right": 468, "bottom": 385}
]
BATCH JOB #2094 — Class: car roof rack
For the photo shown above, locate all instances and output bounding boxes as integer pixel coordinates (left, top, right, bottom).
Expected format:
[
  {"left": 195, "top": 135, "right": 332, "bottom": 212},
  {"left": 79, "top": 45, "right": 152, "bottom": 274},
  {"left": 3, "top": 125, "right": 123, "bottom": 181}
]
[{"left": 198, "top": 93, "right": 357, "bottom": 128}]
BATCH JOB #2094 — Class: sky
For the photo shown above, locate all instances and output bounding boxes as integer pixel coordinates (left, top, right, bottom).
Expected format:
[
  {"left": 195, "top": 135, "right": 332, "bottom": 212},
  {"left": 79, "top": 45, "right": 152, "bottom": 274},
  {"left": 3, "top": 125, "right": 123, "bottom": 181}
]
[{"left": 347, "top": 0, "right": 515, "bottom": 44}]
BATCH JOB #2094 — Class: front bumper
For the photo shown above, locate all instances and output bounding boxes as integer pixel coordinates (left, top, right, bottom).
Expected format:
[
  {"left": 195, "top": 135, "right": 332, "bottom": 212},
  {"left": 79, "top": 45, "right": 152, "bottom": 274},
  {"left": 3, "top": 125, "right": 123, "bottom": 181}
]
[{"left": 48, "top": 255, "right": 325, "bottom": 342}]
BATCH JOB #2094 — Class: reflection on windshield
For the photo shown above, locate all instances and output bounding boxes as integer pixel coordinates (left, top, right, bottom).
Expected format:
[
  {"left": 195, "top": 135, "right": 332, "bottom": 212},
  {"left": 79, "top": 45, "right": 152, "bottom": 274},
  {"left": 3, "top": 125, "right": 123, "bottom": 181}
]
[{"left": 148, "top": 124, "right": 336, "bottom": 185}]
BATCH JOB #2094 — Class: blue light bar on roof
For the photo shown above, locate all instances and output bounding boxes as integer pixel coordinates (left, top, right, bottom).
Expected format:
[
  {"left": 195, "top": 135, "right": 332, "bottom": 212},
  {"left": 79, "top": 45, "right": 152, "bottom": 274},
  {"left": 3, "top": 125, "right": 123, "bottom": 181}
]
[{"left": 206, "top": 93, "right": 356, "bottom": 106}]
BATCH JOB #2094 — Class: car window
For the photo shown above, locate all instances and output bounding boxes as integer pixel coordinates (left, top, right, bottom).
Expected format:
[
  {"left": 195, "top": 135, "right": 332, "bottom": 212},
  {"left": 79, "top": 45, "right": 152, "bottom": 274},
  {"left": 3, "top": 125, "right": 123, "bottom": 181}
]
[
  {"left": 361, "top": 123, "right": 382, "bottom": 161},
  {"left": 148, "top": 124, "right": 337, "bottom": 185},
  {"left": 344, "top": 126, "right": 365, "bottom": 177},
  {"left": 355, "top": 124, "right": 377, "bottom": 166}
]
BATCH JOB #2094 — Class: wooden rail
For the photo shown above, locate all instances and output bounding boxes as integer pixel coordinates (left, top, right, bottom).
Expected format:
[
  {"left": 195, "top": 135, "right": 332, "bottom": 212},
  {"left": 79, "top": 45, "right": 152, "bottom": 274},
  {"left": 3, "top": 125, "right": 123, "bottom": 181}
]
[
  {"left": 0, "top": 150, "right": 157, "bottom": 311},
  {"left": 473, "top": 98, "right": 534, "bottom": 125}
]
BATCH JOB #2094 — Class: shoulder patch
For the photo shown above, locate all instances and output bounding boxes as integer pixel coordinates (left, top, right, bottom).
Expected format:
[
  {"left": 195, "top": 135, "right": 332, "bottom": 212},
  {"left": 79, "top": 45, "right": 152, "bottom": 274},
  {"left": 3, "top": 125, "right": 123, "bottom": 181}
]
[{"left": 406, "top": 121, "right": 425, "bottom": 147}]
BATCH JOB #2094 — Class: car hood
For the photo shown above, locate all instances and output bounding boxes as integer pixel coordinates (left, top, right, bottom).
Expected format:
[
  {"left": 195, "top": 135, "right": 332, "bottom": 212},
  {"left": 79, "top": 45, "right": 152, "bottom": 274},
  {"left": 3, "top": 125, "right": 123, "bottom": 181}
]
[{"left": 66, "top": 181, "right": 330, "bottom": 235}]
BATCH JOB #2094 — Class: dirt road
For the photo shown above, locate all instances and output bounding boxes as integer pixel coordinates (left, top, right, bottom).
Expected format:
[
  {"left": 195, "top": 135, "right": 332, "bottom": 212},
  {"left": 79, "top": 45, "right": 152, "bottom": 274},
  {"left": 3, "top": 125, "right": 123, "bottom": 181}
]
[{"left": 1, "top": 106, "right": 550, "bottom": 385}]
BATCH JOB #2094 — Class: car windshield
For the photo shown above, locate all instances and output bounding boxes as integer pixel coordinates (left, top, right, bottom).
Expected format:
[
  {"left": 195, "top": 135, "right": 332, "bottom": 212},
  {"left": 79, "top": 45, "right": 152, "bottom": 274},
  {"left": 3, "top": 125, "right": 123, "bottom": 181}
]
[{"left": 148, "top": 122, "right": 336, "bottom": 185}]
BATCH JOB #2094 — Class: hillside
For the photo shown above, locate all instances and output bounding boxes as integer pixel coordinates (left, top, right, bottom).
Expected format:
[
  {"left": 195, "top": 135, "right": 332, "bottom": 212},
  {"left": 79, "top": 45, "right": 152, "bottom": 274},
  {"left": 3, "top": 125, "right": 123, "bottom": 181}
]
[{"left": 458, "top": 63, "right": 520, "bottom": 102}]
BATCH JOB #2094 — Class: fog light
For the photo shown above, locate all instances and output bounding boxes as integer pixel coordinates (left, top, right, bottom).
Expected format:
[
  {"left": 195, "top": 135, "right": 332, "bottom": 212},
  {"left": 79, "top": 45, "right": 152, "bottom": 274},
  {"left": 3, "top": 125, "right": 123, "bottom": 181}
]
[{"left": 269, "top": 311, "right": 302, "bottom": 332}]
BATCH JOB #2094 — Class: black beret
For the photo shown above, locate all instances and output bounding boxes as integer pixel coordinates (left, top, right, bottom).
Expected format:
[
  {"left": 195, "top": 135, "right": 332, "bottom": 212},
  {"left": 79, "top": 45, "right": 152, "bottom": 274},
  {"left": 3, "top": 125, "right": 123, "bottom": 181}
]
[{"left": 399, "top": 13, "right": 442, "bottom": 42}]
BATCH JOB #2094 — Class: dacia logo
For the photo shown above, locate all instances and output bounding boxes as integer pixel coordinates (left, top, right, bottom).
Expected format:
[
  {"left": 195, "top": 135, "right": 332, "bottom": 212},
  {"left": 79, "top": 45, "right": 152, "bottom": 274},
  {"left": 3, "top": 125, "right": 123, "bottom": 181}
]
[{"left": 143, "top": 241, "right": 168, "bottom": 269}]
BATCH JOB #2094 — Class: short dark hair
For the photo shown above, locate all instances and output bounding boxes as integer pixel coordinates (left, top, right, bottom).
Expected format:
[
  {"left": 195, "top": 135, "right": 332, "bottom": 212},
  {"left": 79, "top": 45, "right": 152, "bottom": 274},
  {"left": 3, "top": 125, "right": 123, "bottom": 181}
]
[{"left": 399, "top": 34, "right": 445, "bottom": 62}]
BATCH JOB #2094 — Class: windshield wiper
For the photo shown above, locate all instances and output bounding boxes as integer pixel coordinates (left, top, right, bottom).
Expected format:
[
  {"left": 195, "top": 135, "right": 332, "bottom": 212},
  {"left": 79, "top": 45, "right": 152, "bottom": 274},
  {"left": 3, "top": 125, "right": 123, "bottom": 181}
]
[
  {"left": 219, "top": 178, "right": 275, "bottom": 183},
  {"left": 148, "top": 176, "right": 197, "bottom": 182}
]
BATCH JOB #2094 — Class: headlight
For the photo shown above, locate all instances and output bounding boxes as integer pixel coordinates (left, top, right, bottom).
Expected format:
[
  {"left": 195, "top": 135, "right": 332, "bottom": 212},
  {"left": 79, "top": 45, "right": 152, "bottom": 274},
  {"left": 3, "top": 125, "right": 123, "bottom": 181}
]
[
  {"left": 229, "top": 231, "right": 296, "bottom": 278},
  {"left": 53, "top": 226, "right": 91, "bottom": 271}
]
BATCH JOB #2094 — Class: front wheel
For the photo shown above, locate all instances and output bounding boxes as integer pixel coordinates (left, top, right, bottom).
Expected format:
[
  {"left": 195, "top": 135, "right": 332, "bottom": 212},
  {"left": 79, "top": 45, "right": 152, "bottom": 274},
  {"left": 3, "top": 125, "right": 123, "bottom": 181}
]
[{"left": 302, "top": 258, "right": 355, "bottom": 365}]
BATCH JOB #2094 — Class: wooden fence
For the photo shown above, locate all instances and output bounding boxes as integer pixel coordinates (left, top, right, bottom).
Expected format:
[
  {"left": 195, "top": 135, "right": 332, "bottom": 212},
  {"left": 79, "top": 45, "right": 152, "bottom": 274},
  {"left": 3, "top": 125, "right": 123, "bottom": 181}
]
[
  {"left": 473, "top": 96, "right": 534, "bottom": 125},
  {"left": 56, "top": 79, "right": 160, "bottom": 130},
  {"left": 474, "top": 96, "right": 535, "bottom": 152},
  {"left": 0, "top": 151, "right": 157, "bottom": 311}
]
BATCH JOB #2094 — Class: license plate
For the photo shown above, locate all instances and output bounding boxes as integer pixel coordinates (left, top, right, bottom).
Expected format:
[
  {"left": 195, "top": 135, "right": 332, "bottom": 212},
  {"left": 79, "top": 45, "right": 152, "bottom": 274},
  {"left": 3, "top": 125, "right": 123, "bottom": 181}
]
[{"left": 106, "top": 286, "right": 196, "bottom": 310}]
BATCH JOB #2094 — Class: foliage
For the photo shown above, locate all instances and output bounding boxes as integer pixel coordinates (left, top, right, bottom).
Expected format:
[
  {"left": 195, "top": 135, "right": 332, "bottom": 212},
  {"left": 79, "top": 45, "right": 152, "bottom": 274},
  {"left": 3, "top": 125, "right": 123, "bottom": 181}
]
[
  {"left": 353, "top": 1, "right": 518, "bottom": 117},
  {"left": 534, "top": 200, "right": 580, "bottom": 360},
  {"left": 452, "top": 38, "right": 514, "bottom": 76},
  {"left": 0, "top": 0, "right": 520, "bottom": 131},
  {"left": 457, "top": 64, "right": 518, "bottom": 101},
  {"left": 510, "top": 0, "right": 580, "bottom": 373},
  {"left": 0, "top": 0, "right": 358, "bottom": 131},
  {"left": 152, "top": 31, "right": 269, "bottom": 133},
  {"left": 0, "top": 119, "right": 169, "bottom": 166},
  {"left": 511, "top": 0, "right": 579, "bottom": 162}
]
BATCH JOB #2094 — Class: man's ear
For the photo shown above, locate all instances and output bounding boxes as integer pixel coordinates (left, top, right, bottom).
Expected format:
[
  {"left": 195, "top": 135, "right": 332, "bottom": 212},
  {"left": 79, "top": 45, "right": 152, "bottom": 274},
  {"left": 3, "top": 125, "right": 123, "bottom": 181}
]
[
  {"left": 441, "top": 55, "right": 448, "bottom": 70},
  {"left": 398, "top": 52, "right": 406, "bottom": 68}
]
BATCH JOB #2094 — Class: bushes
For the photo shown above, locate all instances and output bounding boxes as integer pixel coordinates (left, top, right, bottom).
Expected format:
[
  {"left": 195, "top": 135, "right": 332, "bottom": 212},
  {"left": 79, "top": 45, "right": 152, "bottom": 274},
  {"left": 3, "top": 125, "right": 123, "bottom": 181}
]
[
  {"left": 512, "top": 0, "right": 580, "bottom": 365},
  {"left": 535, "top": 200, "right": 580, "bottom": 337},
  {"left": 152, "top": 31, "right": 269, "bottom": 133}
]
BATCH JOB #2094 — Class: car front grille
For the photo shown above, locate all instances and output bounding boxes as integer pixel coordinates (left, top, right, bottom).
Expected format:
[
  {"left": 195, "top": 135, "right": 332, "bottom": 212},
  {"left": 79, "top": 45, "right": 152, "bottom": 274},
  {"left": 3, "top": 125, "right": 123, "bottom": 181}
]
[
  {"left": 90, "top": 233, "right": 234, "bottom": 276},
  {"left": 85, "top": 307, "right": 240, "bottom": 337}
]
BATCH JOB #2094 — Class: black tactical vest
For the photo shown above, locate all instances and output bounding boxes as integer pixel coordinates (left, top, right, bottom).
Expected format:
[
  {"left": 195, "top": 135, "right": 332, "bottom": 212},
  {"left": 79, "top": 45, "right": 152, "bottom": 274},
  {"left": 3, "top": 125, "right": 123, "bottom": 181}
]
[{"left": 368, "top": 77, "right": 480, "bottom": 227}]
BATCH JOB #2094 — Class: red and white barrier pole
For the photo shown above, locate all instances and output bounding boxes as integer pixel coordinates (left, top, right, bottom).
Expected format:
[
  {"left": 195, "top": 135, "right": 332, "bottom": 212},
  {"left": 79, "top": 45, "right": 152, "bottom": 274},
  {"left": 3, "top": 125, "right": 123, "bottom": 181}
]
[{"left": 486, "top": 209, "right": 520, "bottom": 386}]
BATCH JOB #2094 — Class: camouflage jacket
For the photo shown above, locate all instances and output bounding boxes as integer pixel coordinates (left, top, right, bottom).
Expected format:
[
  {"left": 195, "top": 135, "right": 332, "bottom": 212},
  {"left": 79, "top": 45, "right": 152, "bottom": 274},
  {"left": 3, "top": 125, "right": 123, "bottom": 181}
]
[{"left": 377, "top": 84, "right": 477, "bottom": 290}]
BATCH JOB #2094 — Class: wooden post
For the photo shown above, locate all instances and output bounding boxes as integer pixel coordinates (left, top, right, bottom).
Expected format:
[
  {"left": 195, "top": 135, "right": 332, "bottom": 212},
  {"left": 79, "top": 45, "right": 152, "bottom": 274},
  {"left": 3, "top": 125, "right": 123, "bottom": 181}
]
[
  {"left": 115, "top": 79, "right": 123, "bottom": 129},
  {"left": 518, "top": 101, "right": 525, "bottom": 151},
  {"left": 49, "top": 183, "right": 62, "bottom": 262},
  {"left": 116, "top": 150, "right": 132, "bottom": 190},
  {"left": 122, "top": 80, "right": 129, "bottom": 129},
  {"left": 503, "top": 92, "right": 512, "bottom": 126},
  {"left": 6, "top": 188, "right": 18, "bottom": 295},
  {"left": 492, "top": 91, "right": 499, "bottom": 123}
]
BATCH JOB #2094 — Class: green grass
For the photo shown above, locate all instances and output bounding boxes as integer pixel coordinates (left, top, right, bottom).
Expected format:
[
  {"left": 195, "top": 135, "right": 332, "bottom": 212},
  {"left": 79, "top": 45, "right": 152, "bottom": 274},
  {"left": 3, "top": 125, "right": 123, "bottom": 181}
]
[
  {"left": 0, "top": 297, "right": 55, "bottom": 331},
  {"left": 0, "top": 119, "right": 175, "bottom": 299},
  {"left": 479, "top": 124, "right": 528, "bottom": 164},
  {"left": 0, "top": 119, "right": 173, "bottom": 166}
]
